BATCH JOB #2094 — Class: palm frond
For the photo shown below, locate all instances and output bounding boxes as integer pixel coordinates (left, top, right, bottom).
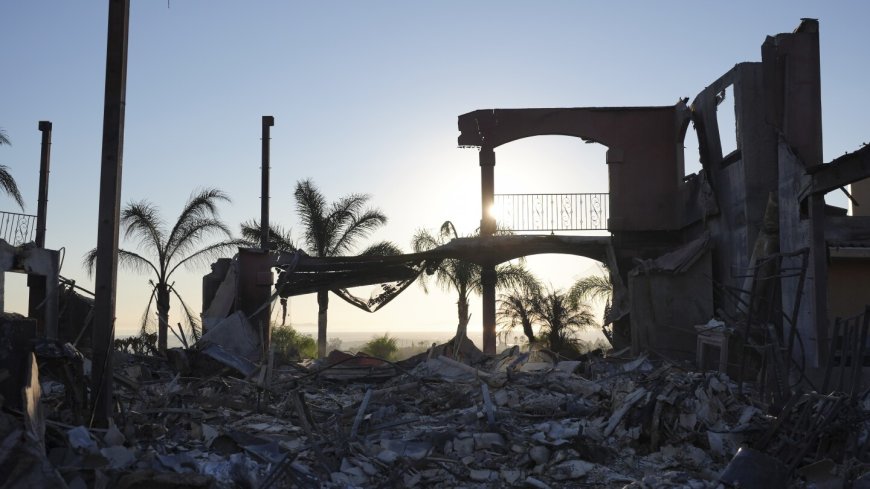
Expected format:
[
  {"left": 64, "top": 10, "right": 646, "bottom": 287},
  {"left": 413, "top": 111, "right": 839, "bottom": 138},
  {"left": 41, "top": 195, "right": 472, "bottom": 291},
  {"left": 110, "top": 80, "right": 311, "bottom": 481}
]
[
  {"left": 82, "top": 247, "right": 159, "bottom": 278},
  {"left": 118, "top": 249, "right": 161, "bottom": 276},
  {"left": 358, "top": 241, "right": 402, "bottom": 256},
  {"left": 139, "top": 285, "right": 158, "bottom": 335},
  {"left": 239, "top": 219, "right": 296, "bottom": 252},
  {"left": 0, "top": 165, "right": 24, "bottom": 210},
  {"left": 493, "top": 263, "right": 541, "bottom": 295},
  {"left": 328, "top": 193, "right": 369, "bottom": 229},
  {"left": 167, "top": 239, "right": 241, "bottom": 277},
  {"left": 166, "top": 217, "right": 232, "bottom": 261},
  {"left": 170, "top": 284, "right": 202, "bottom": 341},
  {"left": 439, "top": 221, "right": 459, "bottom": 240},
  {"left": 568, "top": 272, "right": 612, "bottom": 307},
  {"left": 121, "top": 201, "right": 166, "bottom": 263},
  {"left": 165, "top": 188, "right": 231, "bottom": 258},
  {"left": 330, "top": 208, "right": 388, "bottom": 256},
  {"left": 294, "top": 179, "right": 329, "bottom": 256},
  {"left": 411, "top": 228, "right": 441, "bottom": 253},
  {"left": 0, "top": 129, "right": 10, "bottom": 147}
]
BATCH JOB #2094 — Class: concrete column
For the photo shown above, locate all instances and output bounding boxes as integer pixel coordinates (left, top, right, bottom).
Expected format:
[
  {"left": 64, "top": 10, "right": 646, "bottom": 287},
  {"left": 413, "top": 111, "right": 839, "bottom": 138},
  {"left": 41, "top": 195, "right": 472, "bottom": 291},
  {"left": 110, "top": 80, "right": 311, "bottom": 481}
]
[
  {"left": 91, "top": 0, "right": 130, "bottom": 427},
  {"left": 479, "top": 146, "right": 497, "bottom": 354},
  {"left": 480, "top": 146, "right": 496, "bottom": 235}
]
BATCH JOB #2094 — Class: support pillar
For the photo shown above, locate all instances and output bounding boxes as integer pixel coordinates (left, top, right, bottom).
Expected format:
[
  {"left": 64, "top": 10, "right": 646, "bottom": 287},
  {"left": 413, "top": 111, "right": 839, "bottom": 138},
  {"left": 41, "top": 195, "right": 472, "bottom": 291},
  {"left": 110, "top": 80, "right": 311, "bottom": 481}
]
[
  {"left": 479, "top": 146, "right": 497, "bottom": 354},
  {"left": 91, "top": 0, "right": 130, "bottom": 428},
  {"left": 238, "top": 248, "right": 273, "bottom": 359}
]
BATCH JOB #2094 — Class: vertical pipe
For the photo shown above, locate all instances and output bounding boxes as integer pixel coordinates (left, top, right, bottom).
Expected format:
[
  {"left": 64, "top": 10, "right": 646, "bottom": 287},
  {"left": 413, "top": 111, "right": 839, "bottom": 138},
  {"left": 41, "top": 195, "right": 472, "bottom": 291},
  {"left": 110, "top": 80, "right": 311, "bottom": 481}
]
[
  {"left": 479, "top": 146, "right": 497, "bottom": 354},
  {"left": 260, "top": 116, "right": 274, "bottom": 250},
  {"left": 28, "top": 121, "right": 53, "bottom": 337},
  {"left": 91, "top": 0, "right": 130, "bottom": 428},
  {"left": 36, "top": 121, "right": 52, "bottom": 248}
]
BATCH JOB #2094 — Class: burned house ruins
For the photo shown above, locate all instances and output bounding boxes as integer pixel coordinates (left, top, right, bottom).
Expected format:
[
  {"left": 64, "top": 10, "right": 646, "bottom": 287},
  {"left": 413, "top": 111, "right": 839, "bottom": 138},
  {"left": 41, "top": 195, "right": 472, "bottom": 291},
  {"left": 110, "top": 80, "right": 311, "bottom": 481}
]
[{"left": 2, "top": 17, "right": 870, "bottom": 489}]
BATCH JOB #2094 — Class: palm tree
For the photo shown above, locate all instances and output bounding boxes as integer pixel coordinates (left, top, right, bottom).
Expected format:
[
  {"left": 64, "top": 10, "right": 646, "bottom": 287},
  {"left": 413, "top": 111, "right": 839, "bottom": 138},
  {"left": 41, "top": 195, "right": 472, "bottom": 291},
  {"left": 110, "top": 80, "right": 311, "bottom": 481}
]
[
  {"left": 293, "top": 179, "right": 401, "bottom": 358},
  {"left": 533, "top": 286, "right": 597, "bottom": 357},
  {"left": 497, "top": 275, "right": 542, "bottom": 345},
  {"left": 85, "top": 188, "right": 236, "bottom": 353},
  {"left": 0, "top": 128, "right": 26, "bottom": 210},
  {"left": 568, "top": 264, "right": 614, "bottom": 343},
  {"left": 412, "top": 221, "right": 537, "bottom": 342}
]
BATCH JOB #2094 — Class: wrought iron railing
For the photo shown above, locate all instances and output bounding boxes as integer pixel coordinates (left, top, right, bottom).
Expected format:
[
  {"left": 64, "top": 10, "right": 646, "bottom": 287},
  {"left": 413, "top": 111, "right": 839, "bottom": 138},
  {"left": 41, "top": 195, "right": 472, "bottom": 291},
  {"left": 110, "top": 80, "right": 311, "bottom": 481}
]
[
  {"left": 493, "top": 193, "right": 609, "bottom": 232},
  {"left": 0, "top": 211, "right": 37, "bottom": 245}
]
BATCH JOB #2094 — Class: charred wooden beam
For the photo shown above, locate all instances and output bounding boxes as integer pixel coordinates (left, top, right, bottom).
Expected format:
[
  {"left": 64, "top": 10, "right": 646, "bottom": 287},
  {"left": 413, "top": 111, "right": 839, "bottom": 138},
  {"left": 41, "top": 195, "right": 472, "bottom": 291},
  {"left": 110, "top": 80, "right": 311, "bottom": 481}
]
[{"left": 801, "top": 145, "right": 870, "bottom": 201}]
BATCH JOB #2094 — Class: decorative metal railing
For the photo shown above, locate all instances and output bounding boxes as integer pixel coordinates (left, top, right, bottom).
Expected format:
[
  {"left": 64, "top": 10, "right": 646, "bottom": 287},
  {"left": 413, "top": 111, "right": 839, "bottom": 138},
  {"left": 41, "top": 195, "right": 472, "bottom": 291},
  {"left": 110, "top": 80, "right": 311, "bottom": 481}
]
[
  {"left": 493, "top": 193, "right": 609, "bottom": 232},
  {"left": 0, "top": 211, "right": 37, "bottom": 245}
]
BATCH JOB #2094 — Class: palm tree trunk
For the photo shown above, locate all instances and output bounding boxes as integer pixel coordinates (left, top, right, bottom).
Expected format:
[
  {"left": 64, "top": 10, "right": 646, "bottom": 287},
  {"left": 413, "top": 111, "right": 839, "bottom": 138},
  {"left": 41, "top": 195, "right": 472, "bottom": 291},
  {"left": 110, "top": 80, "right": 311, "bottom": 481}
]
[
  {"left": 317, "top": 289, "right": 329, "bottom": 358},
  {"left": 455, "top": 295, "right": 469, "bottom": 341},
  {"left": 521, "top": 317, "right": 535, "bottom": 344},
  {"left": 156, "top": 283, "right": 170, "bottom": 354}
]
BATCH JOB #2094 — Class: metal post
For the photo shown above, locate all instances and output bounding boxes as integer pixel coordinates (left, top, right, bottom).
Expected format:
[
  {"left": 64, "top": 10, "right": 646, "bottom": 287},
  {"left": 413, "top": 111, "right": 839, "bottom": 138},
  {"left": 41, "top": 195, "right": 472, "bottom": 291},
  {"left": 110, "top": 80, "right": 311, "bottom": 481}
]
[
  {"left": 35, "top": 121, "right": 52, "bottom": 248},
  {"left": 479, "top": 146, "right": 497, "bottom": 354},
  {"left": 91, "top": 0, "right": 130, "bottom": 428},
  {"left": 260, "top": 116, "right": 274, "bottom": 250},
  {"left": 27, "top": 121, "right": 53, "bottom": 337}
]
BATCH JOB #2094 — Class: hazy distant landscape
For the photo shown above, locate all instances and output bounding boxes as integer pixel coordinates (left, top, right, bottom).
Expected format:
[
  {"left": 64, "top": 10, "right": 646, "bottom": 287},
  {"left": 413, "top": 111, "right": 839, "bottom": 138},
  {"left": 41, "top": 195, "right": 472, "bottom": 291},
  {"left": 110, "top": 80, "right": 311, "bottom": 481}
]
[{"left": 289, "top": 323, "right": 458, "bottom": 350}]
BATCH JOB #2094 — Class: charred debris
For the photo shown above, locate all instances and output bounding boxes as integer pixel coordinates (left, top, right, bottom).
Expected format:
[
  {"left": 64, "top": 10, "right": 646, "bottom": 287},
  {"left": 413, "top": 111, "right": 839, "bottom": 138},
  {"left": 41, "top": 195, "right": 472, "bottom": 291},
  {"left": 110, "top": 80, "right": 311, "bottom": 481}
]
[{"left": 3, "top": 18, "right": 870, "bottom": 489}]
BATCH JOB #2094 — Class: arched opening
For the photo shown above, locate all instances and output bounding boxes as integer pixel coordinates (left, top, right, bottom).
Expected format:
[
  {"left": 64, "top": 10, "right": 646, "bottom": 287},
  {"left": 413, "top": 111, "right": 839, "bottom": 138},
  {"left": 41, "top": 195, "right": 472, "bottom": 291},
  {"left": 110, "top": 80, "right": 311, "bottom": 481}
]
[
  {"left": 490, "top": 135, "right": 610, "bottom": 235},
  {"left": 480, "top": 137, "right": 614, "bottom": 351}
]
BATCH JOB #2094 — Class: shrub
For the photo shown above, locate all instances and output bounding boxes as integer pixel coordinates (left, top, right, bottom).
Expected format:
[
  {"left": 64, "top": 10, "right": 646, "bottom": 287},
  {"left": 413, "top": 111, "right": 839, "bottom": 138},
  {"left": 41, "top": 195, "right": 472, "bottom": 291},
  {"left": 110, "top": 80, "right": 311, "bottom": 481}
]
[
  {"left": 114, "top": 332, "right": 158, "bottom": 356},
  {"left": 271, "top": 325, "right": 316, "bottom": 361},
  {"left": 361, "top": 333, "right": 398, "bottom": 360}
]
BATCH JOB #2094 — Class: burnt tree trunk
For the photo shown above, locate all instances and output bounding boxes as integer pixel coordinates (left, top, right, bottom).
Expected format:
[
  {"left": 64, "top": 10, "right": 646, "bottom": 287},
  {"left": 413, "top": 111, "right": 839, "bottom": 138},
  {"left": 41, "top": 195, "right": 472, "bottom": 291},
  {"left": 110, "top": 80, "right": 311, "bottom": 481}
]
[
  {"left": 317, "top": 289, "right": 329, "bottom": 358},
  {"left": 156, "top": 283, "right": 170, "bottom": 354}
]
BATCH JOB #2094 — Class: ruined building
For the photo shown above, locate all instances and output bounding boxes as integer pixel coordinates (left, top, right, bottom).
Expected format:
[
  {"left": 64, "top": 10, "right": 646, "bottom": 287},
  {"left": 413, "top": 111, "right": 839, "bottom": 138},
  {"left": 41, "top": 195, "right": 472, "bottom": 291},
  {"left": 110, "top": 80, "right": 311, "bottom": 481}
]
[
  {"left": 204, "top": 20, "right": 870, "bottom": 395},
  {"left": 452, "top": 19, "right": 870, "bottom": 385}
]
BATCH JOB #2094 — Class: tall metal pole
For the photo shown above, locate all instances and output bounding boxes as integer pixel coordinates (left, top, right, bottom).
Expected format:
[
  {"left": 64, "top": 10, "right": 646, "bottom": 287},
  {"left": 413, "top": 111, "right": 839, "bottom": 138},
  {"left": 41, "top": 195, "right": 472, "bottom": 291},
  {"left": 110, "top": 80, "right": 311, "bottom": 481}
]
[
  {"left": 479, "top": 146, "right": 497, "bottom": 355},
  {"left": 91, "top": 0, "right": 130, "bottom": 427},
  {"left": 35, "top": 121, "right": 52, "bottom": 248},
  {"left": 28, "top": 121, "right": 53, "bottom": 337},
  {"left": 261, "top": 116, "right": 274, "bottom": 250}
]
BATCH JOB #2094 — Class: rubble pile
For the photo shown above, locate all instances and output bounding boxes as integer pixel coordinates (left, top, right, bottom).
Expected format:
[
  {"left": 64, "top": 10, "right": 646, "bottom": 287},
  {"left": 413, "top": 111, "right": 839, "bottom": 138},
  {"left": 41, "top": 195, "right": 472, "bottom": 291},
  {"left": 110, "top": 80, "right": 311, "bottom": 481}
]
[{"left": 2, "top": 342, "right": 870, "bottom": 488}]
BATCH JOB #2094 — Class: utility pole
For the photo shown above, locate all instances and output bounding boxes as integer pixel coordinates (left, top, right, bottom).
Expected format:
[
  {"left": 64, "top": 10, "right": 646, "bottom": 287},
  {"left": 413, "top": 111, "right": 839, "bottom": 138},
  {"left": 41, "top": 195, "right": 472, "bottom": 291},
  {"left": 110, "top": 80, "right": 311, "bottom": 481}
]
[
  {"left": 261, "top": 116, "right": 274, "bottom": 250},
  {"left": 91, "top": 0, "right": 130, "bottom": 428}
]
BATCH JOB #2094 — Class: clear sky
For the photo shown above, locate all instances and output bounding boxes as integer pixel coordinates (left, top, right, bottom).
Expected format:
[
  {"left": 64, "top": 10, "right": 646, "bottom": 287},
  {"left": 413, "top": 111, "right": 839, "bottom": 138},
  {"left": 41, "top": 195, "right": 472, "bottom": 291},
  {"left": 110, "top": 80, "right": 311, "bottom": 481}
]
[{"left": 2, "top": 2, "right": 869, "bottom": 345}]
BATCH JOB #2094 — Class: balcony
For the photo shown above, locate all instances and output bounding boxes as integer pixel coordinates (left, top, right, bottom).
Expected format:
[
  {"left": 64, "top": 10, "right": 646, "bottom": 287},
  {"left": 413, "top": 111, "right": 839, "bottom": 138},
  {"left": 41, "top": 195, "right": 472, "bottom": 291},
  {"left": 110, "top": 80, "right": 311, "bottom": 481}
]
[
  {"left": 493, "top": 193, "right": 609, "bottom": 232},
  {"left": 0, "top": 211, "right": 37, "bottom": 246}
]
